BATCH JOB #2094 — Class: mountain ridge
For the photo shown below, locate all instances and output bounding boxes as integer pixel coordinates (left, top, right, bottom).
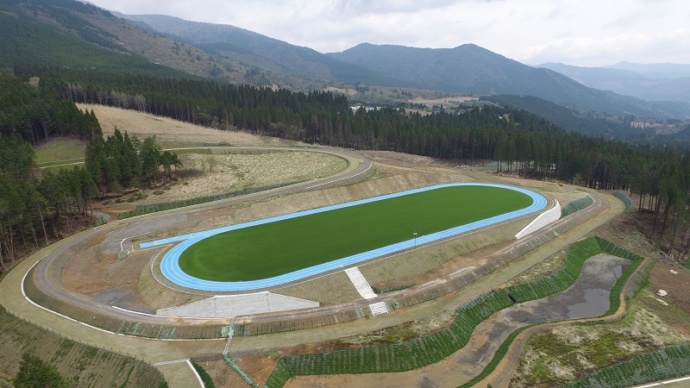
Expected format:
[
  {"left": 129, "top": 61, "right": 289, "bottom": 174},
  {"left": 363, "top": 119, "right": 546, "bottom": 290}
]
[
  {"left": 119, "top": 14, "right": 405, "bottom": 87},
  {"left": 2, "top": 1, "right": 689, "bottom": 120},
  {"left": 329, "top": 43, "right": 690, "bottom": 118},
  {"left": 540, "top": 62, "right": 690, "bottom": 105}
]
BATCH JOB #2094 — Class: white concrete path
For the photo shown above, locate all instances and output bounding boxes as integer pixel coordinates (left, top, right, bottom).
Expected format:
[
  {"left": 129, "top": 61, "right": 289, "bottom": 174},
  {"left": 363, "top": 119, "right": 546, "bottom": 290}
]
[
  {"left": 344, "top": 267, "right": 377, "bottom": 299},
  {"left": 345, "top": 267, "right": 389, "bottom": 316},
  {"left": 156, "top": 292, "right": 318, "bottom": 318}
]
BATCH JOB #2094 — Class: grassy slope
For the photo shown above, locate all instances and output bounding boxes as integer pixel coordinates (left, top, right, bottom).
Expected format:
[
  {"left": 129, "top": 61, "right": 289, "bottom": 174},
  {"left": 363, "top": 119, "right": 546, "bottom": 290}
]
[
  {"left": 0, "top": 306, "right": 165, "bottom": 386},
  {"left": 34, "top": 138, "right": 86, "bottom": 166},
  {"left": 179, "top": 185, "right": 532, "bottom": 281}
]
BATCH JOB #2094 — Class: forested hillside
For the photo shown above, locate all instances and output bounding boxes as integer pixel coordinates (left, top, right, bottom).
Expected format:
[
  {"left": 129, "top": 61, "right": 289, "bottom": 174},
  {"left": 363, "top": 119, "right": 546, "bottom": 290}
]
[
  {"left": 541, "top": 62, "right": 690, "bottom": 104},
  {"left": 0, "top": 0, "right": 279, "bottom": 85},
  {"left": 0, "top": 74, "right": 175, "bottom": 272},
  {"left": 0, "top": 73, "right": 101, "bottom": 142},
  {"left": 0, "top": 1, "right": 185, "bottom": 77},
  {"left": 22, "top": 67, "right": 685, "bottom": 188},
  {"left": 482, "top": 95, "right": 641, "bottom": 140},
  {"left": 329, "top": 43, "right": 689, "bottom": 119},
  {"left": 122, "top": 14, "right": 401, "bottom": 87},
  {"left": 4, "top": 56, "right": 690, "bottom": 267}
]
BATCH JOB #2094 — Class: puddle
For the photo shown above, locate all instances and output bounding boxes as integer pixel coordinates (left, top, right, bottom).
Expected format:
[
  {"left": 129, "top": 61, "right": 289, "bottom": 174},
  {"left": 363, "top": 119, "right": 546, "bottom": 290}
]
[
  {"left": 567, "top": 288, "right": 611, "bottom": 319},
  {"left": 506, "top": 256, "right": 629, "bottom": 324}
]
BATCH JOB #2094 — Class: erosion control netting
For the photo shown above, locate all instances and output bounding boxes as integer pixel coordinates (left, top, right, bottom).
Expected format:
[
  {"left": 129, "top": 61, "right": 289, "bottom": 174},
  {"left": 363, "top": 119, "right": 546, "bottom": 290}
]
[
  {"left": 565, "top": 344, "right": 690, "bottom": 388},
  {"left": 118, "top": 182, "right": 301, "bottom": 219},
  {"left": 264, "top": 237, "right": 645, "bottom": 388},
  {"left": 561, "top": 196, "right": 594, "bottom": 217},
  {"left": 612, "top": 191, "right": 634, "bottom": 211}
]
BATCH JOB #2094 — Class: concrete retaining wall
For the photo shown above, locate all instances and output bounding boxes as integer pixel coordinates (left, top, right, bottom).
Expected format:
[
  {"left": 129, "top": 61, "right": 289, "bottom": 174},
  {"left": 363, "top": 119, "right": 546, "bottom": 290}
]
[{"left": 515, "top": 200, "right": 561, "bottom": 239}]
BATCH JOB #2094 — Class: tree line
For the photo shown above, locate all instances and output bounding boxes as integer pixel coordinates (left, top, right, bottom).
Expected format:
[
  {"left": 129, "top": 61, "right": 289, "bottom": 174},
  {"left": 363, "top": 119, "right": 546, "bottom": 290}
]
[
  {"left": 0, "top": 72, "right": 101, "bottom": 143},
  {"left": 22, "top": 68, "right": 652, "bottom": 187},
  {"left": 85, "top": 127, "right": 181, "bottom": 194},
  {"left": 0, "top": 74, "right": 179, "bottom": 272},
  {"left": 5, "top": 66, "right": 690, "bottom": 264}
]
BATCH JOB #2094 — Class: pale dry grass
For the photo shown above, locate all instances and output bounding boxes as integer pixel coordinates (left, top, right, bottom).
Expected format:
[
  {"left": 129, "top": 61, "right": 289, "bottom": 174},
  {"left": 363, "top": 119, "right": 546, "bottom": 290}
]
[
  {"left": 78, "top": 104, "right": 283, "bottom": 147},
  {"left": 512, "top": 304, "right": 689, "bottom": 386},
  {"left": 138, "top": 151, "right": 347, "bottom": 204},
  {"left": 276, "top": 272, "right": 361, "bottom": 306},
  {"left": 410, "top": 95, "right": 478, "bottom": 107},
  {"left": 359, "top": 215, "right": 527, "bottom": 286}
]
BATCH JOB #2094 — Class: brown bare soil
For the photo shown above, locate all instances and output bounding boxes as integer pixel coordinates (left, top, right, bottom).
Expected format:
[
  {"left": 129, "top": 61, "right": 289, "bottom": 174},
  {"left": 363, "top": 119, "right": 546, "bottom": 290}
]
[
  {"left": 284, "top": 254, "right": 633, "bottom": 387},
  {"left": 640, "top": 261, "right": 690, "bottom": 335},
  {"left": 504, "top": 212, "right": 690, "bottom": 386},
  {"left": 61, "top": 242, "right": 152, "bottom": 311}
]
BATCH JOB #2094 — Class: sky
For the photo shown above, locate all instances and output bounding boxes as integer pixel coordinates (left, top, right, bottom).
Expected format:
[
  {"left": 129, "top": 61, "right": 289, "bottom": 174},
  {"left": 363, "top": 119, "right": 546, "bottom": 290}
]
[{"left": 87, "top": 0, "right": 690, "bottom": 67}]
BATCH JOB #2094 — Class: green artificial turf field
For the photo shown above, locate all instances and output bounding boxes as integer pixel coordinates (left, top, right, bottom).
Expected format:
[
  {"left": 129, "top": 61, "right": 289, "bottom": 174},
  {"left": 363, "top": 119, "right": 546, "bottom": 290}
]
[{"left": 179, "top": 185, "right": 532, "bottom": 281}]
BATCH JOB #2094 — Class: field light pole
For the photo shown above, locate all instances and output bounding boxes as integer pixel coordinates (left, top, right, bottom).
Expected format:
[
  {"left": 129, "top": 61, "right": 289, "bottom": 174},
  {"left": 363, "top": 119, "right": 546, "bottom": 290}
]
[{"left": 413, "top": 232, "right": 417, "bottom": 248}]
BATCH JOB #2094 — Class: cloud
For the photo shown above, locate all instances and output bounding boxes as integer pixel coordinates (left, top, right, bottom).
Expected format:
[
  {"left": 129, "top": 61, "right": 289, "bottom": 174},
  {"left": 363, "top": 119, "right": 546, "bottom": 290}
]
[{"left": 90, "top": 0, "right": 690, "bottom": 66}]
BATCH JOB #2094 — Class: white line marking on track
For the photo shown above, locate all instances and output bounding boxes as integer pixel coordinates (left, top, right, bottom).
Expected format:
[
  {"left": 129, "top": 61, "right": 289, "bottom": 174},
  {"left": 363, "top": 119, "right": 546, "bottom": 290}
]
[{"left": 634, "top": 376, "right": 690, "bottom": 387}]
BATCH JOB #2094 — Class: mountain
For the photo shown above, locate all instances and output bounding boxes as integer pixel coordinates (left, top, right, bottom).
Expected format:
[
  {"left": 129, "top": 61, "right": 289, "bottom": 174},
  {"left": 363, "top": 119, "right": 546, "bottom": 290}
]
[
  {"left": 329, "top": 43, "right": 690, "bottom": 119},
  {"left": 119, "top": 14, "right": 402, "bottom": 87},
  {"left": 480, "top": 95, "right": 643, "bottom": 140},
  {"left": 0, "top": 0, "right": 179, "bottom": 75},
  {"left": 3, "top": 1, "right": 688, "bottom": 120},
  {"left": 540, "top": 62, "right": 690, "bottom": 104},
  {"left": 82, "top": 9, "right": 690, "bottom": 119},
  {"left": 0, "top": 0, "right": 313, "bottom": 86},
  {"left": 607, "top": 62, "right": 690, "bottom": 79}
]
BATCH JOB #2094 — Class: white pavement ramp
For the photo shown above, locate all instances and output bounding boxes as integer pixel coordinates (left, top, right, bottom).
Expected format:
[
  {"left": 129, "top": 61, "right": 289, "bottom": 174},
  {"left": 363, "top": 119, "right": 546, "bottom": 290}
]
[
  {"left": 345, "top": 267, "right": 389, "bottom": 316},
  {"left": 345, "top": 267, "right": 377, "bottom": 299},
  {"left": 156, "top": 292, "right": 318, "bottom": 318}
]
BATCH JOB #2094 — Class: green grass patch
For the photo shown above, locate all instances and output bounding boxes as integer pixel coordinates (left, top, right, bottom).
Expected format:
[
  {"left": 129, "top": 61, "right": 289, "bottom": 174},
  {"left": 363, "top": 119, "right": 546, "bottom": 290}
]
[
  {"left": 190, "top": 361, "right": 215, "bottom": 388},
  {"left": 561, "top": 196, "right": 593, "bottom": 217},
  {"left": 180, "top": 186, "right": 533, "bottom": 281},
  {"left": 565, "top": 344, "right": 690, "bottom": 387},
  {"left": 34, "top": 138, "right": 86, "bottom": 165}
]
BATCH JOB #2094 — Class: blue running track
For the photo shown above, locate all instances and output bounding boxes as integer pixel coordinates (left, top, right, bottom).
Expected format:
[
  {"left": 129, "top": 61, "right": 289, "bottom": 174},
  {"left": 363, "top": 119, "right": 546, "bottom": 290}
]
[{"left": 141, "top": 183, "right": 547, "bottom": 292}]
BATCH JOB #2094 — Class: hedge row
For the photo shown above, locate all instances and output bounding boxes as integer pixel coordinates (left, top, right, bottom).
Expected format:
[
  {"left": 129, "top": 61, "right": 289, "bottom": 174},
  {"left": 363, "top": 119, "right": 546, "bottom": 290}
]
[
  {"left": 612, "top": 191, "right": 633, "bottom": 211},
  {"left": 118, "top": 182, "right": 301, "bottom": 219},
  {"left": 561, "top": 196, "right": 593, "bottom": 217},
  {"left": 265, "top": 290, "right": 512, "bottom": 387},
  {"left": 372, "top": 283, "right": 415, "bottom": 294},
  {"left": 265, "top": 237, "right": 644, "bottom": 387}
]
